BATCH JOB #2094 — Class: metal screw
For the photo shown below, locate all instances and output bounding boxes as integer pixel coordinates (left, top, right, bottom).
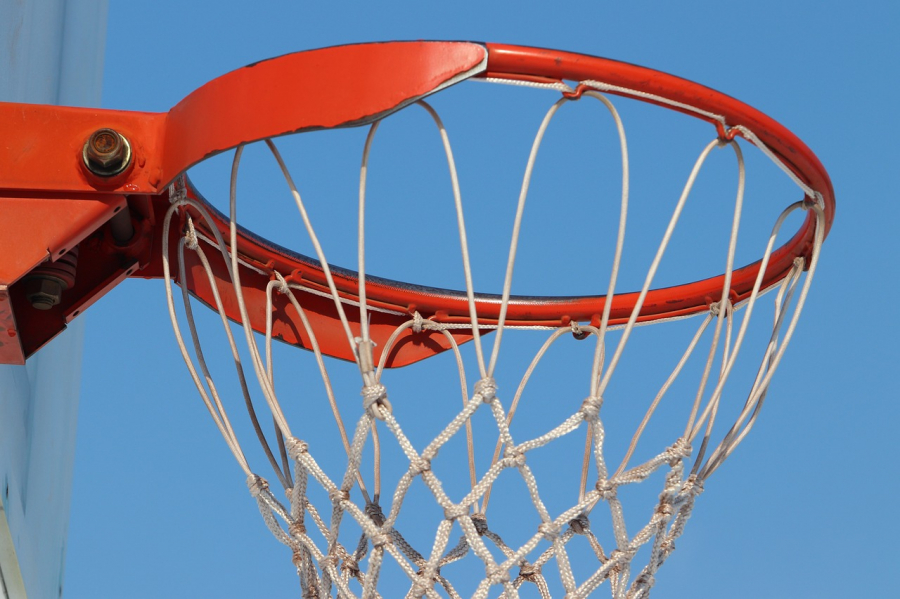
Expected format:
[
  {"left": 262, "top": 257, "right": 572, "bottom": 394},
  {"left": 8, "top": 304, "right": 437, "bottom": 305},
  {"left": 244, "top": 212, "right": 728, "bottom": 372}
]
[{"left": 83, "top": 128, "right": 132, "bottom": 176}]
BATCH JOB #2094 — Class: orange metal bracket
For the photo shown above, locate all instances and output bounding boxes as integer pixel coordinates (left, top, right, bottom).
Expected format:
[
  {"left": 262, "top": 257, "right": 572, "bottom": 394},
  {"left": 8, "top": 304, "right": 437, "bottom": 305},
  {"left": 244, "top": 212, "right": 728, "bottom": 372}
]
[{"left": 0, "top": 41, "right": 489, "bottom": 364}]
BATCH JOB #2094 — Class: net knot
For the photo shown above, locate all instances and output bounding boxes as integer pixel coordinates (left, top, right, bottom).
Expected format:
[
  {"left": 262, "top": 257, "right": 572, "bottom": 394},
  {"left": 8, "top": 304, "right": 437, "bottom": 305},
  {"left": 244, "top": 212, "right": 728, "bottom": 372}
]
[
  {"left": 362, "top": 383, "right": 392, "bottom": 419},
  {"left": 410, "top": 579, "right": 434, "bottom": 599},
  {"left": 538, "top": 521, "right": 560, "bottom": 541},
  {"left": 519, "top": 563, "right": 540, "bottom": 580},
  {"left": 709, "top": 299, "right": 732, "bottom": 317},
  {"left": 655, "top": 500, "right": 675, "bottom": 518},
  {"left": 365, "top": 501, "right": 386, "bottom": 526},
  {"left": 289, "top": 520, "right": 307, "bottom": 537},
  {"left": 285, "top": 436, "right": 309, "bottom": 459},
  {"left": 569, "top": 514, "right": 591, "bottom": 535},
  {"left": 667, "top": 437, "right": 692, "bottom": 462},
  {"left": 609, "top": 547, "right": 636, "bottom": 566},
  {"left": 474, "top": 377, "right": 497, "bottom": 403},
  {"left": 471, "top": 513, "right": 489, "bottom": 536},
  {"left": 329, "top": 488, "right": 350, "bottom": 504},
  {"left": 370, "top": 530, "right": 391, "bottom": 548},
  {"left": 409, "top": 456, "right": 431, "bottom": 476},
  {"left": 504, "top": 446, "right": 526, "bottom": 467},
  {"left": 273, "top": 270, "right": 291, "bottom": 295},
  {"left": 246, "top": 475, "right": 269, "bottom": 498},
  {"left": 596, "top": 479, "right": 617, "bottom": 500},
  {"left": 184, "top": 217, "right": 200, "bottom": 251},
  {"left": 581, "top": 396, "right": 603, "bottom": 419},
  {"left": 443, "top": 505, "right": 468, "bottom": 522},
  {"left": 412, "top": 311, "right": 425, "bottom": 334},
  {"left": 341, "top": 557, "right": 360, "bottom": 577}
]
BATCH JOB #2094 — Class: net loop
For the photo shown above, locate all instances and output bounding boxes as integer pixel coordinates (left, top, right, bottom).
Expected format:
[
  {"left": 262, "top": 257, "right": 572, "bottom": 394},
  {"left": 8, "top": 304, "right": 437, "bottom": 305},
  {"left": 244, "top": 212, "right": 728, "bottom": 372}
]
[{"left": 474, "top": 377, "right": 497, "bottom": 403}]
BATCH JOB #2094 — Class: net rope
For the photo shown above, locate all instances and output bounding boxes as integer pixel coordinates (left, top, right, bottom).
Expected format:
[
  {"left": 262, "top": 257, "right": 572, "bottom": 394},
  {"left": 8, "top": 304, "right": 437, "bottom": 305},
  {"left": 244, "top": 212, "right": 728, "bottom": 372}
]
[{"left": 161, "top": 82, "right": 825, "bottom": 598}]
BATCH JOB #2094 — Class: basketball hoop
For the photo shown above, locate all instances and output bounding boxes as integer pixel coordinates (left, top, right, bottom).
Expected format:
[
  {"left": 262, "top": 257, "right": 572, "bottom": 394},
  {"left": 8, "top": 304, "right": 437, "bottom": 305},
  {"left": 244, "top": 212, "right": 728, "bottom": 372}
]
[{"left": 0, "top": 42, "right": 833, "bottom": 597}]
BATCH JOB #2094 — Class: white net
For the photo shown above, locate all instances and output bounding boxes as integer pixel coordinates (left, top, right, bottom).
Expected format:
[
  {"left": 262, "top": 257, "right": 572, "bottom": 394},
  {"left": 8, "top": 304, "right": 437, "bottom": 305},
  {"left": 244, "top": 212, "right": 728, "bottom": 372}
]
[{"left": 161, "top": 81, "right": 825, "bottom": 598}]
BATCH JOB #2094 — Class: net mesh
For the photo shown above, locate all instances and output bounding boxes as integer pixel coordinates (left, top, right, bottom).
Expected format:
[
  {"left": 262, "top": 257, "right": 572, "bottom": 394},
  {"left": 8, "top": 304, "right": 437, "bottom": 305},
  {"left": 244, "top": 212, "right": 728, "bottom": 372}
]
[{"left": 161, "top": 81, "right": 825, "bottom": 598}]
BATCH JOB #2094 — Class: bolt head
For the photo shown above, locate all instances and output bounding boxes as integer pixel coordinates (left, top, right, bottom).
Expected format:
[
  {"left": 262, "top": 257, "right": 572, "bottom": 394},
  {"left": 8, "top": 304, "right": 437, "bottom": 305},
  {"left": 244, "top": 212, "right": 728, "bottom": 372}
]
[
  {"left": 83, "top": 128, "right": 132, "bottom": 176},
  {"left": 24, "top": 277, "right": 64, "bottom": 310}
]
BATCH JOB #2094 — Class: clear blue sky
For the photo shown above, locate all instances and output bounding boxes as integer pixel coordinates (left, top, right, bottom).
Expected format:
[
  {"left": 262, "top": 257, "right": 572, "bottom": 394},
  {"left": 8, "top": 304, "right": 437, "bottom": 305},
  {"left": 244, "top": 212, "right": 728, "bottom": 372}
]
[{"left": 64, "top": 2, "right": 898, "bottom": 597}]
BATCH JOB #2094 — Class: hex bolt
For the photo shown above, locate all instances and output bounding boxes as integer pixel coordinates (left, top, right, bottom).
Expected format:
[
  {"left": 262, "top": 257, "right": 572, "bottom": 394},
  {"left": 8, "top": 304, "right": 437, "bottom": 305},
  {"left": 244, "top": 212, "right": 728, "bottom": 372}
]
[
  {"left": 83, "top": 128, "right": 132, "bottom": 177},
  {"left": 24, "top": 277, "right": 65, "bottom": 310},
  {"left": 23, "top": 248, "right": 79, "bottom": 310}
]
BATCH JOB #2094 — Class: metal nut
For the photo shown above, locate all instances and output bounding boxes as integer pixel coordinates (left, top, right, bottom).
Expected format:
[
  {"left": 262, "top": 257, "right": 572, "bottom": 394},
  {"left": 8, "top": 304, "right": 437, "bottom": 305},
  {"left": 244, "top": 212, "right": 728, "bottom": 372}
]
[
  {"left": 24, "top": 277, "right": 64, "bottom": 310},
  {"left": 83, "top": 128, "right": 132, "bottom": 176}
]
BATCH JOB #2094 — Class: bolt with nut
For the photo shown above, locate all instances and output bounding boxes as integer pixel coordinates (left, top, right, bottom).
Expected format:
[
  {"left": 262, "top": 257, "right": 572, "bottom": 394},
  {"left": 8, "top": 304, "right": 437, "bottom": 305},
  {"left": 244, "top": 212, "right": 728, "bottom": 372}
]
[{"left": 83, "top": 128, "right": 132, "bottom": 176}]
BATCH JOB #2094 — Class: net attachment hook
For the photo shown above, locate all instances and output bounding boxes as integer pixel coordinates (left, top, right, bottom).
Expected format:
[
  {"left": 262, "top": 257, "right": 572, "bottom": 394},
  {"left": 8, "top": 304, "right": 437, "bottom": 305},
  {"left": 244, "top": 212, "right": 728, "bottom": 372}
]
[
  {"left": 561, "top": 82, "right": 589, "bottom": 100},
  {"left": 715, "top": 123, "right": 740, "bottom": 142},
  {"left": 571, "top": 322, "right": 589, "bottom": 340}
]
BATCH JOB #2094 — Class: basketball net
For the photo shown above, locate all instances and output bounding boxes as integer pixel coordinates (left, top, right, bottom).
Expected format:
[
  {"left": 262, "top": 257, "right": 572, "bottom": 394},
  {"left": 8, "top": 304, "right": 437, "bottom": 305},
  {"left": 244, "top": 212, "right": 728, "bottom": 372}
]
[{"left": 161, "top": 81, "right": 825, "bottom": 598}]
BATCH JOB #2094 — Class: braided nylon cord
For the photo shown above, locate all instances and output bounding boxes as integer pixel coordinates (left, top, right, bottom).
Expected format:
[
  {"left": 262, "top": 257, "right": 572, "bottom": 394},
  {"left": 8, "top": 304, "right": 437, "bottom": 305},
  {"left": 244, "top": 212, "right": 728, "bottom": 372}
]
[{"left": 162, "top": 82, "right": 825, "bottom": 598}]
